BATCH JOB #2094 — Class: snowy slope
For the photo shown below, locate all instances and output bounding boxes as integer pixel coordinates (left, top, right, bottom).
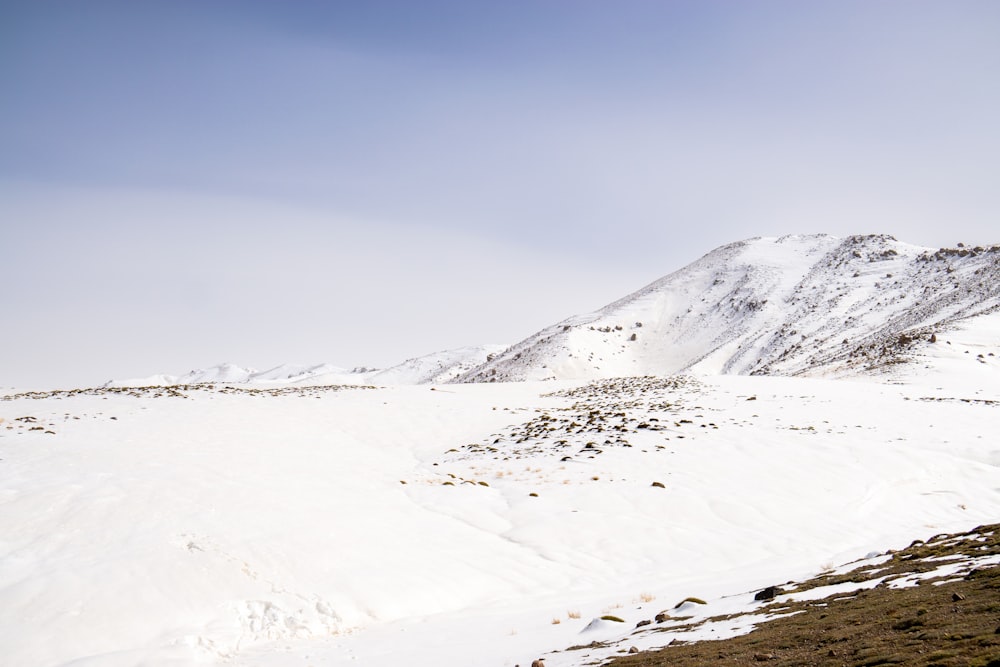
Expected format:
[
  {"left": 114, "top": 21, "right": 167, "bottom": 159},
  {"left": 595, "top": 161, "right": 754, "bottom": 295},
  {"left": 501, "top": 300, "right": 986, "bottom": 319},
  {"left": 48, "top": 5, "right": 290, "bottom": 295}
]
[
  {"left": 2, "top": 373, "right": 999, "bottom": 667},
  {"left": 368, "top": 345, "right": 508, "bottom": 385},
  {"left": 457, "top": 234, "right": 1000, "bottom": 382}
]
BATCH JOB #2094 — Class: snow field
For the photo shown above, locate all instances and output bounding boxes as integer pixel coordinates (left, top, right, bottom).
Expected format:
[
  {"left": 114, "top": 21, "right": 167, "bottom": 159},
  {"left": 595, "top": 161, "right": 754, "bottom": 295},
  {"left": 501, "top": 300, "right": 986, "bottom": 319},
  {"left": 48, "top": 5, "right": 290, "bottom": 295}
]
[{"left": 2, "top": 369, "right": 999, "bottom": 666}]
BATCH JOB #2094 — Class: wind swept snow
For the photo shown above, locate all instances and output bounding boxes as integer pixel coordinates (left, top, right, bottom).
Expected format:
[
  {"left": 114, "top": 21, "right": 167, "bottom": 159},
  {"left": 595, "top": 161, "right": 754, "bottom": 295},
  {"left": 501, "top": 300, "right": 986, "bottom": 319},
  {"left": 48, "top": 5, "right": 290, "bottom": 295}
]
[{"left": 2, "top": 371, "right": 999, "bottom": 666}]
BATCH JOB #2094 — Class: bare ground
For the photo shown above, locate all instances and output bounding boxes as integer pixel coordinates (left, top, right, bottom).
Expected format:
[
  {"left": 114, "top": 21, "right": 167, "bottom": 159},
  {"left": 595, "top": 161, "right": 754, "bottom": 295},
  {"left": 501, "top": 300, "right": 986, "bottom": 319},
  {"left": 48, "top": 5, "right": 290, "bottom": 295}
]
[{"left": 599, "top": 524, "right": 1000, "bottom": 667}]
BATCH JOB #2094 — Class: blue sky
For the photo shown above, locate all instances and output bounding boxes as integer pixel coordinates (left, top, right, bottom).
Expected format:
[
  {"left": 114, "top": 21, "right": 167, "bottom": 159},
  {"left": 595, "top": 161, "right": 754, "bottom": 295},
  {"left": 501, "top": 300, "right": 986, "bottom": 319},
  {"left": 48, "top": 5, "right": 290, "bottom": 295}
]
[{"left": 2, "top": 1, "right": 999, "bottom": 388}]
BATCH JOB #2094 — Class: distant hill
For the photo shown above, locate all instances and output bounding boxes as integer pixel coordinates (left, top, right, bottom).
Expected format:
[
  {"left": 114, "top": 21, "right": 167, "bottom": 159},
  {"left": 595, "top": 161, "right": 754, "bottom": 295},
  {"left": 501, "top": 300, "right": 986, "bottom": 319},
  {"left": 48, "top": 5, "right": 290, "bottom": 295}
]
[
  {"left": 455, "top": 234, "right": 1000, "bottom": 382},
  {"left": 105, "top": 345, "right": 506, "bottom": 388},
  {"left": 105, "top": 234, "right": 1000, "bottom": 389}
]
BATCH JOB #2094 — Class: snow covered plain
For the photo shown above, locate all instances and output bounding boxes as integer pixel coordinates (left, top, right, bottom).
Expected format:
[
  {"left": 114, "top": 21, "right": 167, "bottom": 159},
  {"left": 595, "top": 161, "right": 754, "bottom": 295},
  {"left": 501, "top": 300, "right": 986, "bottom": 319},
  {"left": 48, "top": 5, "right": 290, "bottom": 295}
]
[
  {"left": 3, "top": 234, "right": 998, "bottom": 666},
  {"left": 3, "top": 361, "right": 999, "bottom": 666}
]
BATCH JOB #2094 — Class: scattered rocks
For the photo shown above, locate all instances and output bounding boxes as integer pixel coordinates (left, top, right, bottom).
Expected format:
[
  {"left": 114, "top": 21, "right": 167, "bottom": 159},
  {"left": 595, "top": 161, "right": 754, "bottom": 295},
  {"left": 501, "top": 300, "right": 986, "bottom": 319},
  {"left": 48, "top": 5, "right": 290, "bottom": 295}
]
[
  {"left": 441, "top": 376, "right": 703, "bottom": 463},
  {"left": 754, "top": 586, "right": 782, "bottom": 601},
  {"left": 2, "top": 383, "right": 374, "bottom": 402}
]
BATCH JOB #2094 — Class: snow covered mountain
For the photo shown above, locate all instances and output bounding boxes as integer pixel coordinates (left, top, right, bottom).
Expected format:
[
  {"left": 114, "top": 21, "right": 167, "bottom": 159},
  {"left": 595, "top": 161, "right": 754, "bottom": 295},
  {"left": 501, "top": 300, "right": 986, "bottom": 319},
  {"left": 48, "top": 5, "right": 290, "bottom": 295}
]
[
  {"left": 457, "top": 234, "right": 1000, "bottom": 382},
  {"left": 106, "top": 345, "right": 506, "bottom": 388},
  {"left": 106, "top": 362, "right": 374, "bottom": 388},
  {"left": 105, "top": 234, "right": 999, "bottom": 389},
  {"left": 368, "top": 344, "right": 508, "bottom": 384}
]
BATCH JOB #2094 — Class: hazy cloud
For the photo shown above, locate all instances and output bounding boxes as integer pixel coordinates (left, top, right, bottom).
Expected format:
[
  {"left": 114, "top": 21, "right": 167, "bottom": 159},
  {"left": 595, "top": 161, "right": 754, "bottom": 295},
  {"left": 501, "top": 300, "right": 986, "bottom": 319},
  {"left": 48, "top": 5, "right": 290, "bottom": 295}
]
[{"left": 2, "top": 1, "right": 998, "bottom": 386}]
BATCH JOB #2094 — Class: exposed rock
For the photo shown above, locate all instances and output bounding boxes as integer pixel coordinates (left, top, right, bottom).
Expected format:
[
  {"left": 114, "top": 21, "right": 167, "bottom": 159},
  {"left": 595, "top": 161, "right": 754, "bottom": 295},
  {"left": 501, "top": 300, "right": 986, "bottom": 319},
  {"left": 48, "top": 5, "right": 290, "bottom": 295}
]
[{"left": 754, "top": 586, "right": 782, "bottom": 601}]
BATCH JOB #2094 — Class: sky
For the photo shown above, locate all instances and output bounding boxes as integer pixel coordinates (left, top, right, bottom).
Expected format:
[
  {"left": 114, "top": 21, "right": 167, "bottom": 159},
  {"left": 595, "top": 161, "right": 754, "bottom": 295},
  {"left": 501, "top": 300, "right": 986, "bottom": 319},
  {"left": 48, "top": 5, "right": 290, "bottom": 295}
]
[{"left": 2, "top": 0, "right": 999, "bottom": 389}]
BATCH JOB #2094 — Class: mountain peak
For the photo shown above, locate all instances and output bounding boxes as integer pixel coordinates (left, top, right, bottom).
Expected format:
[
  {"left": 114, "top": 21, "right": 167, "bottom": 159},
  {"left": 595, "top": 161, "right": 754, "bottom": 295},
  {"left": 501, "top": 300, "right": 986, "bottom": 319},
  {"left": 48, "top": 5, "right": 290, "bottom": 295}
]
[{"left": 456, "top": 234, "right": 1000, "bottom": 383}]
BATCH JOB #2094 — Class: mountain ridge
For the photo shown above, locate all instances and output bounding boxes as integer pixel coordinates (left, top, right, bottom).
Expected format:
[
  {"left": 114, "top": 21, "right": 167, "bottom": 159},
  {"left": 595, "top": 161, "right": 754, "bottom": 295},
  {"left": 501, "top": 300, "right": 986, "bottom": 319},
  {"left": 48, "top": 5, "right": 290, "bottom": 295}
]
[
  {"left": 455, "top": 233, "right": 1000, "bottom": 383},
  {"left": 104, "top": 234, "right": 1000, "bottom": 389},
  {"left": 105, "top": 345, "right": 506, "bottom": 388}
]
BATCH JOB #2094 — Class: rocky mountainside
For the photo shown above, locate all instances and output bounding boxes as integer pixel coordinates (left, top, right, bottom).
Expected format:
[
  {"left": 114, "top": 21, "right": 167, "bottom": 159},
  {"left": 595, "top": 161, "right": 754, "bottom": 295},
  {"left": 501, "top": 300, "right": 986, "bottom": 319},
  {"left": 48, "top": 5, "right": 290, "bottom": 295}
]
[{"left": 456, "top": 234, "right": 1000, "bottom": 382}]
